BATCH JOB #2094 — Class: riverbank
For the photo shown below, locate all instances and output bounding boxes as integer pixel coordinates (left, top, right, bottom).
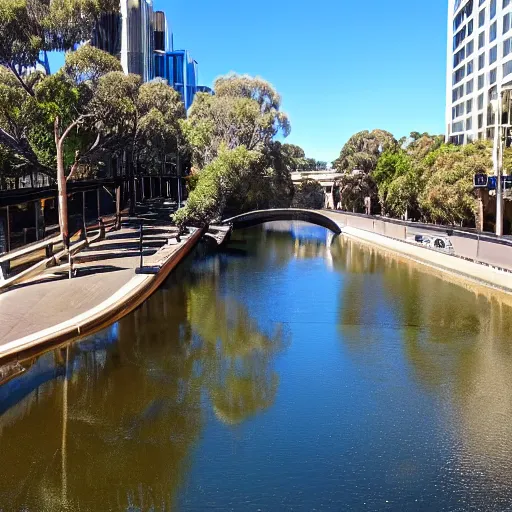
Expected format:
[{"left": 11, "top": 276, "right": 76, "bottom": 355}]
[
  {"left": 342, "top": 225, "right": 512, "bottom": 294},
  {"left": 0, "top": 210, "right": 203, "bottom": 363}
]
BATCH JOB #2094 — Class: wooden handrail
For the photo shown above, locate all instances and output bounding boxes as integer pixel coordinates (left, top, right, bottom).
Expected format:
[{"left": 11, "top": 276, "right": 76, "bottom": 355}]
[{"left": 0, "top": 234, "right": 62, "bottom": 264}]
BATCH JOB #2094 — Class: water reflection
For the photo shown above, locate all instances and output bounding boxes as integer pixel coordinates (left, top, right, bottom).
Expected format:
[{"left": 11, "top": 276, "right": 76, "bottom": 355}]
[
  {"left": 2, "top": 223, "right": 512, "bottom": 510},
  {"left": 333, "top": 235, "right": 512, "bottom": 502},
  {"left": 0, "top": 245, "right": 288, "bottom": 511}
]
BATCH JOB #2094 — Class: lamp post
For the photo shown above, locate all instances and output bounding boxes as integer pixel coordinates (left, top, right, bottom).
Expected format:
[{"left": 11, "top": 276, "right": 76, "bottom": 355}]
[
  {"left": 491, "top": 91, "right": 505, "bottom": 236},
  {"left": 491, "top": 95, "right": 502, "bottom": 236}
]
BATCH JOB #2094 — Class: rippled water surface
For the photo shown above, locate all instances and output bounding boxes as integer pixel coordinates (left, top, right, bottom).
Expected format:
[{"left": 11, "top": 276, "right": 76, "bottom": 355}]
[{"left": 1, "top": 221, "right": 512, "bottom": 511}]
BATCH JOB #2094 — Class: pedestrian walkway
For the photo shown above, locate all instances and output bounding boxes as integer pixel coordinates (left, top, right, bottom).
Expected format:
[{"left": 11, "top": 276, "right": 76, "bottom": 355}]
[{"left": 0, "top": 202, "right": 202, "bottom": 360}]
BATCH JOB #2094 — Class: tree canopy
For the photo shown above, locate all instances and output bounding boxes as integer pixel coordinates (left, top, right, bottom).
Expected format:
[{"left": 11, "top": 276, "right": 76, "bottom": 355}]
[
  {"left": 333, "top": 129, "right": 397, "bottom": 174},
  {"left": 175, "top": 74, "right": 293, "bottom": 227}
]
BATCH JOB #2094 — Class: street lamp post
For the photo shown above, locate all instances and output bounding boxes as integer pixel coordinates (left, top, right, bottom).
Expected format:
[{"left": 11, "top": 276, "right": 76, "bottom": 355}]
[{"left": 491, "top": 90, "right": 506, "bottom": 236}]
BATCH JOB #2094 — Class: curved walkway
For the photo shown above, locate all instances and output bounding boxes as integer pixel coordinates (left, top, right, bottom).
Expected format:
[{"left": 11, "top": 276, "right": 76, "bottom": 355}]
[
  {"left": 0, "top": 212, "right": 202, "bottom": 363},
  {"left": 222, "top": 208, "right": 343, "bottom": 234}
]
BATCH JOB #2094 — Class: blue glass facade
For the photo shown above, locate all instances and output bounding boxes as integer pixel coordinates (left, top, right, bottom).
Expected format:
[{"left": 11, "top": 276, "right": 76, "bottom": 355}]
[{"left": 154, "top": 50, "right": 210, "bottom": 109}]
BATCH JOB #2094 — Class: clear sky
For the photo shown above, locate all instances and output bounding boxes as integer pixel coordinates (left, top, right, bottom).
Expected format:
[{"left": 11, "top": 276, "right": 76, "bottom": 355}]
[{"left": 49, "top": 0, "right": 449, "bottom": 163}]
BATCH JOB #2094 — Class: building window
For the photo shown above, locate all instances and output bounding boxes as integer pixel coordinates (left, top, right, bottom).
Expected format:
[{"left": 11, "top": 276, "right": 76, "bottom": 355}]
[
  {"left": 504, "top": 13, "right": 511, "bottom": 34},
  {"left": 505, "top": 0, "right": 511, "bottom": 7},
  {"left": 454, "top": 26, "right": 467, "bottom": 50},
  {"left": 479, "top": 31, "right": 485, "bottom": 48},
  {"left": 504, "top": 37, "right": 512, "bottom": 56},
  {"left": 478, "top": 93, "right": 484, "bottom": 109},
  {"left": 454, "top": 47, "right": 466, "bottom": 67},
  {"left": 467, "top": 60, "right": 474, "bottom": 74},
  {"left": 466, "top": 117, "right": 473, "bottom": 130},
  {"left": 478, "top": 52, "right": 485, "bottom": 69},
  {"left": 504, "top": 59, "right": 512, "bottom": 76},
  {"left": 490, "top": 67, "right": 497, "bottom": 83},
  {"left": 467, "top": 98, "right": 473, "bottom": 113},
  {"left": 491, "top": 0, "right": 497, "bottom": 18},
  {"left": 478, "top": 113, "right": 484, "bottom": 128},
  {"left": 453, "top": 84, "right": 465, "bottom": 101},
  {"left": 466, "top": 79, "right": 474, "bottom": 93},
  {"left": 490, "top": 21, "right": 497, "bottom": 41},
  {"left": 490, "top": 45, "right": 498, "bottom": 63},
  {"left": 478, "top": 73, "right": 485, "bottom": 89},
  {"left": 479, "top": 8, "right": 486, "bottom": 26},
  {"left": 467, "top": 39, "right": 475, "bottom": 56},
  {"left": 453, "top": 66, "right": 466, "bottom": 85},
  {"left": 452, "top": 121, "right": 464, "bottom": 132},
  {"left": 453, "top": 102, "right": 465, "bottom": 119},
  {"left": 468, "top": 19, "right": 474, "bottom": 36}
]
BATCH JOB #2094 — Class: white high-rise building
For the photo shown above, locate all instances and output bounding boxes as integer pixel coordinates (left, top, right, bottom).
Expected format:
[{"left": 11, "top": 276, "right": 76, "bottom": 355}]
[{"left": 446, "top": 0, "right": 512, "bottom": 144}]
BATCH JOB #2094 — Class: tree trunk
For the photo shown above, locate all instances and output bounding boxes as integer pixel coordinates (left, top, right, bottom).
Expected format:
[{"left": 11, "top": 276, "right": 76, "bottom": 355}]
[{"left": 56, "top": 143, "right": 69, "bottom": 248}]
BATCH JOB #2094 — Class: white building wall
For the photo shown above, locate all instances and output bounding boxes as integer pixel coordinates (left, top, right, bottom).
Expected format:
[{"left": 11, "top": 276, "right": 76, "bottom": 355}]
[{"left": 446, "top": 0, "right": 512, "bottom": 144}]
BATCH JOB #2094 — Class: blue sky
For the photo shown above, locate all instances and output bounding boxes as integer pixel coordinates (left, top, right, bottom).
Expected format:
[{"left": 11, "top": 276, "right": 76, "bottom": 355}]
[{"left": 49, "top": 0, "right": 448, "bottom": 163}]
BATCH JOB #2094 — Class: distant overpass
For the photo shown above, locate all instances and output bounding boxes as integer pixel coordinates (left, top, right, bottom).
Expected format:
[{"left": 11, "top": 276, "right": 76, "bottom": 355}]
[
  {"left": 290, "top": 171, "right": 343, "bottom": 209},
  {"left": 222, "top": 209, "right": 344, "bottom": 234}
]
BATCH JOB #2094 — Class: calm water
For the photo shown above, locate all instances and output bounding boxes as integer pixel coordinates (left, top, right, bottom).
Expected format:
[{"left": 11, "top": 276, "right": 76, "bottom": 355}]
[{"left": 1, "top": 221, "right": 512, "bottom": 511}]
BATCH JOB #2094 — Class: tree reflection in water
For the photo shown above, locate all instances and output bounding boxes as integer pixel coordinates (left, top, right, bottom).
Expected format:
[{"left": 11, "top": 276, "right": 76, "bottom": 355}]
[
  {"left": 0, "top": 243, "right": 289, "bottom": 511},
  {"left": 333, "top": 235, "right": 512, "bottom": 494}
]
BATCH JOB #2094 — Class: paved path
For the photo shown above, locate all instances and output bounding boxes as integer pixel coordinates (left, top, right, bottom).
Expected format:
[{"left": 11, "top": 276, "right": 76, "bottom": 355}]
[{"left": 0, "top": 203, "right": 200, "bottom": 359}]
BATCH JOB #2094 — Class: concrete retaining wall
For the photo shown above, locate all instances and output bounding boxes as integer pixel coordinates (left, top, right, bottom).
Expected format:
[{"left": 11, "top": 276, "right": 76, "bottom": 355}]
[{"left": 329, "top": 211, "right": 512, "bottom": 272}]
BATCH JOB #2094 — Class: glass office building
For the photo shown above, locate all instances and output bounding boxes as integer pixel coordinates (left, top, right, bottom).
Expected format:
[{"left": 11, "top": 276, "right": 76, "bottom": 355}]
[
  {"left": 446, "top": 0, "right": 512, "bottom": 144},
  {"left": 93, "top": 2, "right": 211, "bottom": 108},
  {"left": 155, "top": 50, "right": 205, "bottom": 109}
]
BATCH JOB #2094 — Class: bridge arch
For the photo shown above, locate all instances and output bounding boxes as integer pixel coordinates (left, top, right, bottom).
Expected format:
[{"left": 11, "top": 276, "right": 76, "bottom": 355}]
[{"left": 222, "top": 209, "right": 343, "bottom": 235}]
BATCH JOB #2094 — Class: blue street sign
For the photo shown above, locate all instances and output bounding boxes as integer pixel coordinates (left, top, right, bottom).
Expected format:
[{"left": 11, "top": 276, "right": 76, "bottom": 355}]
[{"left": 487, "top": 176, "right": 512, "bottom": 190}]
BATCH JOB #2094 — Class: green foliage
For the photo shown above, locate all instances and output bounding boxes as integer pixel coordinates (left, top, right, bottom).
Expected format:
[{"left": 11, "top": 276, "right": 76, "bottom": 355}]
[
  {"left": 335, "top": 173, "right": 379, "bottom": 213},
  {"left": 63, "top": 44, "right": 122, "bottom": 84},
  {"left": 419, "top": 141, "right": 492, "bottom": 225},
  {"left": 182, "top": 74, "right": 290, "bottom": 169},
  {"left": 333, "top": 129, "right": 397, "bottom": 174},
  {"left": 291, "top": 178, "right": 324, "bottom": 209},
  {"left": 0, "top": 45, "right": 185, "bottom": 182},
  {"left": 373, "top": 149, "right": 416, "bottom": 216},
  {"left": 175, "top": 74, "right": 294, "bottom": 224},
  {"left": 173, "top": 145, "right": 261, "bottom": 228},
  {"left": 335, "top": 129, "right": 488, "bottom": 226}
]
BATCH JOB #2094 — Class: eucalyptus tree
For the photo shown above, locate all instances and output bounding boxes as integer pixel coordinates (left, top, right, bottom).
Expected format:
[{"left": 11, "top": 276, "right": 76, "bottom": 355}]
[
  {"left": 333, "top": 129, "right": 397, "bottom": 174},
  {"left": 182, "top": 73, "right": 290, "bottom": 169},
  {"left": 0, "top": 0, "right": 119, "bottom": 92},
  {"left": 176, "top": 74, "right": 291, "bottom": 226}
]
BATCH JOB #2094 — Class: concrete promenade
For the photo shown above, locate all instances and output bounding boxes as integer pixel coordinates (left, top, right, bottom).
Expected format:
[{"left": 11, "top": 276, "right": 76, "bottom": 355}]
[{"left": 0, "top": 203, "right": 202, "bottom": 361}]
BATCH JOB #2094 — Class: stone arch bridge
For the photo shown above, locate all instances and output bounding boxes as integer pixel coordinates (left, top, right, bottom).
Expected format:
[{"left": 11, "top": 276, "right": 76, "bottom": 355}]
[{"left": 222, "top": 209, "right": 344, "bottom": 235}]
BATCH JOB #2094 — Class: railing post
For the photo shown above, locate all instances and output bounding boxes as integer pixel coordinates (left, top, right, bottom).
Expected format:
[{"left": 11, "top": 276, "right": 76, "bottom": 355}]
[
  {"left": 139, "top": 220, "right": 144, "bottom": 269},
  {"left": 6, "top": 205, "right": 10, "bottom": 253},
  {"left": 82, "top": 191, "right": 87, "bottom": 240},
  {"left": 115, "top": 185, "right": 121, "bottom": 230}
]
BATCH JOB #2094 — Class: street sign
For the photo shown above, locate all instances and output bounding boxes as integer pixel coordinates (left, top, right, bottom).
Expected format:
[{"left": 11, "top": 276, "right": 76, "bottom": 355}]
[
  {"left": 486, "top": 175, "right": 512, "bottom": 190},
  {"left": 474, "top": 173, "right": 488, "bottom": 188}
]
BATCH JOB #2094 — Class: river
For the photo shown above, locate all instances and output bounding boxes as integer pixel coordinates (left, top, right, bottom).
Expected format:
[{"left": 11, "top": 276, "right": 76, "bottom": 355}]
[{"left": 1, "top": 221, "right": 512, "bottom": 511}]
